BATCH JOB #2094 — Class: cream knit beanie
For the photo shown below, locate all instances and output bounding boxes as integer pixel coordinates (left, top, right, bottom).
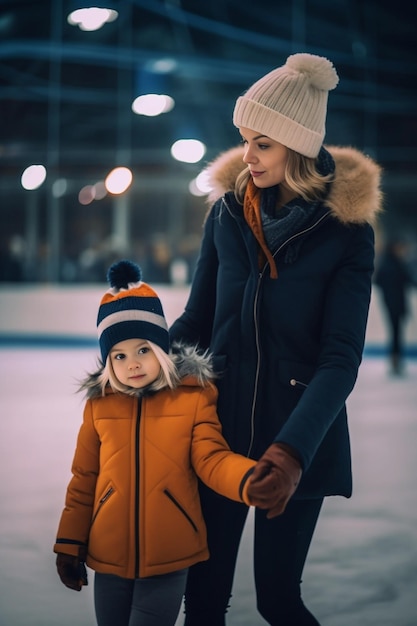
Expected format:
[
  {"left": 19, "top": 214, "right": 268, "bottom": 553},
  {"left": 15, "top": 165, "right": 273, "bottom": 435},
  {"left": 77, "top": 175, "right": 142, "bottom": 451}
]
[{"left": 233, "top": 53, "right": 339, "bottom": 158}]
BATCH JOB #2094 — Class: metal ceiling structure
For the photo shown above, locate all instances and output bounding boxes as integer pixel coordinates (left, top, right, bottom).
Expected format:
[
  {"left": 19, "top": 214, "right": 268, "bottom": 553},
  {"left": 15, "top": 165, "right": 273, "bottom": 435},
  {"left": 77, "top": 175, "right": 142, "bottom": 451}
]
[{"left": 1, "top": 0, "right": 416, "bottom": 282}]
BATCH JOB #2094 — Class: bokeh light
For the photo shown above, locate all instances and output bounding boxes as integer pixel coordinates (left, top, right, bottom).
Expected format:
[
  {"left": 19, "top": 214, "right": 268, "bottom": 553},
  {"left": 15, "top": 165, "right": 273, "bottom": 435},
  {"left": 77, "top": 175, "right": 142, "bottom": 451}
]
[
  {"left": 21, "top": 165, "right": 47, "bottom": 190},
  {"left": 105, "top": 167, "right": 133, "bottom": 194},
  {"left": 171, "top": 139, "right": 206, "bottom": 164}
]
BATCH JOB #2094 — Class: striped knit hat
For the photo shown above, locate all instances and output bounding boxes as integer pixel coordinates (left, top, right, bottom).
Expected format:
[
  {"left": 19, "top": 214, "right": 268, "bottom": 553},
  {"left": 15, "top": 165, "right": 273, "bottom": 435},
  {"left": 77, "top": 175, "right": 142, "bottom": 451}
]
[
  {"left": 97, "top": 260, "right": 169, "bottom": 363},
  {"left": 233, "top": 53, "right": 339, "bottom": 158}
]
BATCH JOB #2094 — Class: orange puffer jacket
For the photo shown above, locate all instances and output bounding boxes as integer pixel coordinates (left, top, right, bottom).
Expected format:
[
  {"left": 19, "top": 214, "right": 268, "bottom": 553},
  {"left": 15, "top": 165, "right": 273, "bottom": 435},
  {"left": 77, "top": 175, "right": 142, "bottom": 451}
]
[{"left": 54, "top": 362, "right": 255, "bottom": 579}]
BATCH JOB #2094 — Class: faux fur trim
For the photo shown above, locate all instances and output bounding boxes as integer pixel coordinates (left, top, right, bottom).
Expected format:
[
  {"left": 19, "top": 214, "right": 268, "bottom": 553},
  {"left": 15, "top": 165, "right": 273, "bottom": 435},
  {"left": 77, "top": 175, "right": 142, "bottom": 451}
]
[
  {"left": 204, "top": 145, "right": 383, "bottom": 225},
  {"left": 170, "top": 342, "right": 215, "bottom": 385},
  {"left": 80, "top": 342, "right": 215, "bottom": 399},
  {"left": 324, "top": 146, "right": 383, "bottom": 225}
]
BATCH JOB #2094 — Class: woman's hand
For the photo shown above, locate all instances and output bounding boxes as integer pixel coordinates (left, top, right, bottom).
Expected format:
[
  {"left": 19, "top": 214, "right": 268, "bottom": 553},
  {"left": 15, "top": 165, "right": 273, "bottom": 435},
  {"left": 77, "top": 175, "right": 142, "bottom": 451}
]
[{"left": 247, "top": 443, "right": 302, "bottom": 518}]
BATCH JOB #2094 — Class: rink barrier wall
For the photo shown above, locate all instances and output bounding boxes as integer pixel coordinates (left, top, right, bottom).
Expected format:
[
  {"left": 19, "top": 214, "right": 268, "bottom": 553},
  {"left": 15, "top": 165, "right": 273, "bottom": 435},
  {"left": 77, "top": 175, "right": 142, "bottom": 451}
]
[{"left": 0, "top": 285, "right": 416, "bottom": 357}]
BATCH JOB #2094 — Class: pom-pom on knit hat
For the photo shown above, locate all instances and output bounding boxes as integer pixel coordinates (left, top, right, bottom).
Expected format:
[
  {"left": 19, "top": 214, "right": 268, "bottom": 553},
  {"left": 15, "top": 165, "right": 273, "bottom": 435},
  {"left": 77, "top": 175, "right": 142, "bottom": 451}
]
[
  {"left": 97, "top": 260, "right": 169, "bottom": 363},
  {"left": 233, "top": 53, "right": 339, "bottom": 158}
]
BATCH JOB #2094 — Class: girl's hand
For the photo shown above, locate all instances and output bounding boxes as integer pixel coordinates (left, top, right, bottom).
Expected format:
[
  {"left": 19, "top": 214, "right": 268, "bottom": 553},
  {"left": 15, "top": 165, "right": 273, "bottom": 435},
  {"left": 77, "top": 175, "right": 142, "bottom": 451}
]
[{"left": 56, "top": 553, "right": 88, "bottom": 591}]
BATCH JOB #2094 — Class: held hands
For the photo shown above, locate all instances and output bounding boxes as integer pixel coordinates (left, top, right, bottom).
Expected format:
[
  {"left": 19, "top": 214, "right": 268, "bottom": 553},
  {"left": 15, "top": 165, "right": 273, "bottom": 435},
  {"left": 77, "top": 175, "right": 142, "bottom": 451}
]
[
  {"left": 247, "top": 443, "right": 302, "bottom": 519},
  {"left": 56, "top": 552, "right": 88, "bottom": 591}
]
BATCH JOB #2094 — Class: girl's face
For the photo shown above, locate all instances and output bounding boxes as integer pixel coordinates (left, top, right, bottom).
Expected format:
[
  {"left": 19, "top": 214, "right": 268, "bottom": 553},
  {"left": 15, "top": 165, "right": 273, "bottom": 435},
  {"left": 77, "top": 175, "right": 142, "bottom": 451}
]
[
  {"left": 239, "top": 126, "right": 289, "bottom": 188},
  {"left": 110, "top": 339, "right": 161, "bottom": 388}
]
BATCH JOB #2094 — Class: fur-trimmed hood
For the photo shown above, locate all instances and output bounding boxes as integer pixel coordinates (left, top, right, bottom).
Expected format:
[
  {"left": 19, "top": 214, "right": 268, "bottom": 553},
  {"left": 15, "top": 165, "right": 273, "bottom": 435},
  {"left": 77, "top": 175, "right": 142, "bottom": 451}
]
[
  {"left": 204, "top": 145, "right": 382, "bottom": 225},
  {"left": 80, "top": 342, "right": 215, "bottom": 400}
]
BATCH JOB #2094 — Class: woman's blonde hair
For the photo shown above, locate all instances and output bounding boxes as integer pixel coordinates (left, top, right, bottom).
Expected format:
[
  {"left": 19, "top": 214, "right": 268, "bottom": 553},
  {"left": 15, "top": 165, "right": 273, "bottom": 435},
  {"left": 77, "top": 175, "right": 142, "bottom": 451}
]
[
  {"left": 98, "top": 340, "right": 180, "bottom": 396},
  {"left": 234, "top": 147, "right": 333, "bottom": 205}
]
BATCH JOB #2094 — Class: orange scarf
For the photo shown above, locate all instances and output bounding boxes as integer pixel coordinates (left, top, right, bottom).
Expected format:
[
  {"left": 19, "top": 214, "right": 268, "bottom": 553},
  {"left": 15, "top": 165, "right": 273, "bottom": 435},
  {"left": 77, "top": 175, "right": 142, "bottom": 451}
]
[{"left": 243, "top": 179, "right": 278, "bottom": 279}]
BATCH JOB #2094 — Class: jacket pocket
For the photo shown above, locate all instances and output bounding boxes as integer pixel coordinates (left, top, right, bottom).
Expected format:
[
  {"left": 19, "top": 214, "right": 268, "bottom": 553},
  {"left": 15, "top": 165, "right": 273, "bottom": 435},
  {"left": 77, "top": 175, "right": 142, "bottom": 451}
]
[
  {"left": 163, "top": 489, "right": 198, "bottom": 533},
  {"left": 91, "top": 485, "right": 115, "bottom": 526}
]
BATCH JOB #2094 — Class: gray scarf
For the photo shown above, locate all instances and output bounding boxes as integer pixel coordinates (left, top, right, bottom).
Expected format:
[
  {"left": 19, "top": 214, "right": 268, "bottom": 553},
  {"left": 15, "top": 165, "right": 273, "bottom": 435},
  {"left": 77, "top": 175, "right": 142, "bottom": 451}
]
[{"left": 261, "top": 147, "right": 335, "bottom": 263}]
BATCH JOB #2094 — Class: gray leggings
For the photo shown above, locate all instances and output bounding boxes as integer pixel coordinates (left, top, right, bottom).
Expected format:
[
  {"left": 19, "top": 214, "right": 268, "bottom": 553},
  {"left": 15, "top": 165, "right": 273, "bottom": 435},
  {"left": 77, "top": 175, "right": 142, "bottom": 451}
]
[{"left": 94, "top": 569, "right": 188, "bottom": 626}]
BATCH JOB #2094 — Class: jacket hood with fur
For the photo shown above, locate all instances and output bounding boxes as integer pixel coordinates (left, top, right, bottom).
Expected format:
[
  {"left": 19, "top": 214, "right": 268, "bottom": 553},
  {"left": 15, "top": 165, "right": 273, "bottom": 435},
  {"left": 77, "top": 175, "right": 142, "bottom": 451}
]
[
  {"left": 204, "top": 145, "right": 382, "bottom": 225},
  {"left": 80, "top": 342, "right": 215, "bottom": 400}
]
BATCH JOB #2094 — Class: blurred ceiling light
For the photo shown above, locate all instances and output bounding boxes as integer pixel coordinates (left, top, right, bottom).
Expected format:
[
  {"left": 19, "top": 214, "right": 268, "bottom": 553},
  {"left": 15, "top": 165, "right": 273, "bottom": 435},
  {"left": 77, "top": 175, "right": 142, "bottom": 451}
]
[
  {"left": 93, "top": 180, "right": 107, "bottom": 200},
  {"left": 21, "top": 164, "right": 47, "bottom": 190},
  {"left": 52, "top": 178, "right": 68, "bottom": 198},
  {"left": 171, "top": 139, "right": 206, "bottom": 164},
  {"left": 145, "top": 58, "right": 178, "bottom": 74},
  {"left": 78, "top": 185, "right": 95, "bottom": 205},
  {"left": 67, "top": 4, "right": 118, "bottom": 31},
  {"left": 132, "top": 94, "right": 175, "bottom": 116},
  {"left": 105, "top": 167, "right": 133, "bottom": 194},
  {"left": 189, "top": 170, "right": 212, "bottom": 196}
]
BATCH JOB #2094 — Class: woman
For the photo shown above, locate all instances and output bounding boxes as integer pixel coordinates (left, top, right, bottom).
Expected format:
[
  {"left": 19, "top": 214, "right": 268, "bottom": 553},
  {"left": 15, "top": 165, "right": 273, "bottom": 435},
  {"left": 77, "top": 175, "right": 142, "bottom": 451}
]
[{"left": 170, "top": 53, "right": 382, "bottom": 625}]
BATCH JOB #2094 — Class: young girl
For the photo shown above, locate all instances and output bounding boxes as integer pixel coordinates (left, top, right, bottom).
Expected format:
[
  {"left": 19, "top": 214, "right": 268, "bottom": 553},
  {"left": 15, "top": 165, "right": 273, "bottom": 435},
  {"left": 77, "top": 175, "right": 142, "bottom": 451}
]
[{"left": 53, "top": 260, "right": 257, "bottom": 626}]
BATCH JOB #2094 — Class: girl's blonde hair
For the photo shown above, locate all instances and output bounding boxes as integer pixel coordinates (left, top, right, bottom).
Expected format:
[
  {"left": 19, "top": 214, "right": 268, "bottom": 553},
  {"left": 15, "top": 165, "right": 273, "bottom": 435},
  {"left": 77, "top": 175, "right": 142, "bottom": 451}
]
[
  {"left": 98, "top": 340, "right": 180, "bottom": 396},
  {"left": 234, "top": 148, "right": 333, "bottom": 205}
]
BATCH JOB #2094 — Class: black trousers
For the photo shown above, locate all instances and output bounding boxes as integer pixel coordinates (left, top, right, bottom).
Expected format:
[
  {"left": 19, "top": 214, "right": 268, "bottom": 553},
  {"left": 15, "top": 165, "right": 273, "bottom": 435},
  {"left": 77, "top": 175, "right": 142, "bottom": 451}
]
[
  {"left": 183, "top": 484, "right": 323, "bottom": 626},
  {"left": 387, "top": 311, "right": 404, "bottom": 357}
]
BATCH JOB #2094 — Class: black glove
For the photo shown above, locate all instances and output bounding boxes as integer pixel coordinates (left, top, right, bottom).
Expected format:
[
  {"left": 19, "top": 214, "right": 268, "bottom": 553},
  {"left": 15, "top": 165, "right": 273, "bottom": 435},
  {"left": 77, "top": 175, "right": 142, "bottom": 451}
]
[
  {"left": 247, "top": 443, "right": 302, "bottom": 519},
  {"left": 56, "top": 553, "right": 88, "bottom": 591}
]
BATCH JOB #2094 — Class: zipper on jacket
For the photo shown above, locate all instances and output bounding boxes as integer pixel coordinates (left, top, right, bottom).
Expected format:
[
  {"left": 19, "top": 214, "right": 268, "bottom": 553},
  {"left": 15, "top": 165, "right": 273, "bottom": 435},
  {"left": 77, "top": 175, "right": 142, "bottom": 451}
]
[
  {"left": 134, "top": 400, "right": 141, "bottom": 578},
  {"left": 290, "top": 378, "right": 308, "bottom": 388},
  {"left": 271, "top": 211, "right": 331, "bottom": 261},
  {"left": 247, "top": 212, "right": 330, "bottom": 458},
  {"left": 91, "top": 486, "right": 114, "bottom": 525},
  {"left": 246, "top": 275, "right": 263, "bottom": 457},
  {"left": 164, "top": 489, "right": 198, "bottom": 532}
]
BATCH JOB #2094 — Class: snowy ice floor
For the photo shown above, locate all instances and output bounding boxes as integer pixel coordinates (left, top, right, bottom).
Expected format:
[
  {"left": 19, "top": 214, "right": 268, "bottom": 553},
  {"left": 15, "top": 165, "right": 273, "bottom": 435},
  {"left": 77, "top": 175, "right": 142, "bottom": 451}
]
[{"left": 0, "top": 347, "right": 416, "bottom": 626}]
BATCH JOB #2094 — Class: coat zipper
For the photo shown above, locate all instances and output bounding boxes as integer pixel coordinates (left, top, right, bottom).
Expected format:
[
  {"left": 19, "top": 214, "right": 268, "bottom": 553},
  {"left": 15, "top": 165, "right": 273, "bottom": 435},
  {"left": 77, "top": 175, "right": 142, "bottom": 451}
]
[
  {"left": 290, "top": 378, "right": 308, "bottom": 388},
  {"left": 246, "top": 277, "right": 262, "bottom": 457},
  {"left": 134, "top": 399, "right": 141, "bottom": 578},
  {"left": 247, "top": 212, "right": 330, "bottom": 457}
]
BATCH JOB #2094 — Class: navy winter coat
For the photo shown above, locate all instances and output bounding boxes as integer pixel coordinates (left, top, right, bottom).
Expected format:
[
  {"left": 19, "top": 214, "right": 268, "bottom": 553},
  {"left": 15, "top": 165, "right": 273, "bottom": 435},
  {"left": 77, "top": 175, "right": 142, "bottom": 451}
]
[{"left": 170, "top": 145, "right": 382, "bottom": 499}]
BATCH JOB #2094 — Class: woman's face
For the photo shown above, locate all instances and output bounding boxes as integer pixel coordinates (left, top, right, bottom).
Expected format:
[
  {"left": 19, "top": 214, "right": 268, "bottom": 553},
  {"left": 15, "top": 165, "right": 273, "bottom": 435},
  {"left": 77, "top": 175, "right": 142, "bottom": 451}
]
[
  {"left": 239, "top": 126, "right": 289, "bottom": 188},
  {"left": 110, "top": 338, "right": 161, "bottom": 388}
]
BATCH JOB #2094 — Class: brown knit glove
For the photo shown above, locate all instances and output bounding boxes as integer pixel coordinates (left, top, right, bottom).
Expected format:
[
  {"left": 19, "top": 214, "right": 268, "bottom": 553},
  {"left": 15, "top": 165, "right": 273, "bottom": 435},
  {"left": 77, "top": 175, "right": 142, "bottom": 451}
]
[
  {"left": 247, "top": 443, "right": 302, "bottom": 519},
  {"left": 56, "top": 552, "right": 88, "bottom": 591}
]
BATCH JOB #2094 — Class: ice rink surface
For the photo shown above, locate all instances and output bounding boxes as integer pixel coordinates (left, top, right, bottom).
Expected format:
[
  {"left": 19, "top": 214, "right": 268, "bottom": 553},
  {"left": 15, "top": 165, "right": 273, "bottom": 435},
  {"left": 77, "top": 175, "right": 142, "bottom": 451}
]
[{"left": 0, "top": 347, "right": 416, "bottom": 626}]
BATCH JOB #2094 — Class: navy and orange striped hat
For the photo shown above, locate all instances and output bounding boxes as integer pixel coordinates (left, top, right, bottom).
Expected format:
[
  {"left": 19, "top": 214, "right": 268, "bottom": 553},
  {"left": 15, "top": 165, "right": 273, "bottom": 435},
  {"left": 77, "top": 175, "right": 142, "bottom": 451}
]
[{"left": 97, "top": 260, "right": 169, "bottom": 363}]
